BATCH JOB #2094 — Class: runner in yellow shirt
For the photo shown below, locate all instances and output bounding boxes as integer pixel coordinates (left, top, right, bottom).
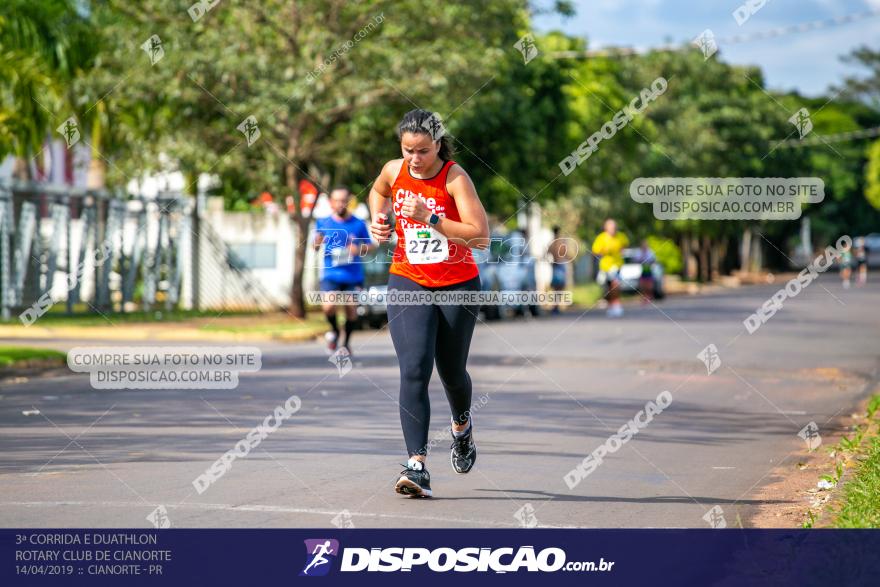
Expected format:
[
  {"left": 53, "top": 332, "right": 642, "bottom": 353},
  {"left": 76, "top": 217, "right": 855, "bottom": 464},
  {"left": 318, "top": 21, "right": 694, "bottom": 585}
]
[{"left": 592, "top": 219, "right": 629, "bottom": 317}]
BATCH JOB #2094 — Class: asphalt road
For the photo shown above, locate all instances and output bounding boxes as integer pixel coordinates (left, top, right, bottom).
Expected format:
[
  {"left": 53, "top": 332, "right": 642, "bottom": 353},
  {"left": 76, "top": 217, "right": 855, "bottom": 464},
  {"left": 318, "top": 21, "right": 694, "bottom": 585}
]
[{"left": 1, "top": 275, "right": 878, "bottom": 529}]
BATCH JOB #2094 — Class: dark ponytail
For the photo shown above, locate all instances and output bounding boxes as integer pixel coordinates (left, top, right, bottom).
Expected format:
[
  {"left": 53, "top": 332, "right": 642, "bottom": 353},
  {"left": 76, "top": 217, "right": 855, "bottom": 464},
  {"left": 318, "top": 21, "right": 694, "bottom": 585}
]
[{"left": 396, "top": 109, "right": 454, "bottom": 161}]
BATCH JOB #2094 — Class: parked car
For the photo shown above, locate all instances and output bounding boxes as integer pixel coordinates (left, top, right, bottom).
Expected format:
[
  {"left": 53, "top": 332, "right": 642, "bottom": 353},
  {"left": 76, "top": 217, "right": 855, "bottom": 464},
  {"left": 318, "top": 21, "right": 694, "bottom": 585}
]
[
  {"left": 473, "top": 244, "right": 501, "bottom": 320},
  {"left": 356, "top": 242, "right": 394, "bottom": 329},
  {"left": 618, "top": 247, "right": 665, "bottom": 299},
  {"left": 476, "top": 232, "right": 539, "bottom": 319},
  {"left": 862, "top": 233, "right": 880, "bottom": 268},
  {"left": 496, "top": 232, "right": 540, "bottom": 318}
]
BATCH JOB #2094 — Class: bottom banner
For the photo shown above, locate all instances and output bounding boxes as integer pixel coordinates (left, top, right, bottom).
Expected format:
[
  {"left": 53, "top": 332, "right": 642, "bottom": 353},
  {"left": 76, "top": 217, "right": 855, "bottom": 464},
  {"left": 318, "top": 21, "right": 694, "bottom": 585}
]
[{"left": 3, "top": 529, "right": 877, "bottom": 586}]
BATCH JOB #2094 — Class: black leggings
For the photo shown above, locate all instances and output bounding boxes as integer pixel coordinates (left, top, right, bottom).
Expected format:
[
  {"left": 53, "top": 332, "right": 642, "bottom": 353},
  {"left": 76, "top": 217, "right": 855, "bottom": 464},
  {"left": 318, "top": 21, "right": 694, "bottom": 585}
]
[{"left": 387, "top": 273, "right": 481, "bottom": 457}]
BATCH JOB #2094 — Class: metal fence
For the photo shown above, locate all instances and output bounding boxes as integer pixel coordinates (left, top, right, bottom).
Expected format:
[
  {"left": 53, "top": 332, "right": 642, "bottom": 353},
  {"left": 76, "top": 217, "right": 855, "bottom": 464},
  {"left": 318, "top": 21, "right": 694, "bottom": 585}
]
[{"left": 0, "top": 181, "right": 277, "bottom": 323}]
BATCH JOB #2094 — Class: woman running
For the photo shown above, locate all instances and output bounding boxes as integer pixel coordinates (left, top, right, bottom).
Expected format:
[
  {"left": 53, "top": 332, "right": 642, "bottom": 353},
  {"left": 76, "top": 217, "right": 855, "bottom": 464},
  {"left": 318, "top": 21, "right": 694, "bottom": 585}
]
[{"left": 368, "top": 109, "right": 489, "bottom": 498}]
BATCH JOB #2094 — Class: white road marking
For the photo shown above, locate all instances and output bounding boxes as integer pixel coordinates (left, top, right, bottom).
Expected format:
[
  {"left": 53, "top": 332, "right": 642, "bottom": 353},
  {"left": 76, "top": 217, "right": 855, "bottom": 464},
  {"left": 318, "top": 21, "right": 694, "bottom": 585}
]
[{"left": 0, "top": 500, "right": 578, "bottom": 528}]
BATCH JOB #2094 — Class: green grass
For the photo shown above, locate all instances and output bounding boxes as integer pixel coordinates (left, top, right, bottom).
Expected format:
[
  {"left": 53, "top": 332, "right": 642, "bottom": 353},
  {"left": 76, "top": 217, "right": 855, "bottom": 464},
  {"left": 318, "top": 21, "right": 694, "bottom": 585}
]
[
  {"left": 833, "top": 435, "right": 880, "bottom": 527},
  {"left": 570, "top": 283, "right": 603, "bottom": 308},
  {"left": 1, "top": 307, "right": 264, "bottom": 327},
  {"left": 0, "top": 347, "right": 67, "bottom": 368},
  {"left": 825, "top": 393, "right": 880, "bottom": 528},
  {"left": 867, "top": 395, "right": 880, "bottom": 418}
]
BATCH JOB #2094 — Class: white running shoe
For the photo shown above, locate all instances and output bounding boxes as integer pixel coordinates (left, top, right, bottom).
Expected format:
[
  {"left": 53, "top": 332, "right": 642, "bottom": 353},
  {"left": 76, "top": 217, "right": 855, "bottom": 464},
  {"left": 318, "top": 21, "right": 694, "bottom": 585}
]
[
  {"left": 607, "top": 304, "right": 624, "bottom": 318},
  {"left": 324, "top": 331, "right": 338, "bottom": 353}
]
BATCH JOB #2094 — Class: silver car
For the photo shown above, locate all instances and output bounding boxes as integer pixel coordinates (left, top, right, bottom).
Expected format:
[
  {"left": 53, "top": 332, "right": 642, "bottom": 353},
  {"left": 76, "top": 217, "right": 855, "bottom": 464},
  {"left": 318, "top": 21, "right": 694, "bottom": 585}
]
[
  {"left": 618, "top": 247, "right": 665, "bottom": 299},
  {"left": 861, "top": 234, "right": 880, "bottom": 268}
]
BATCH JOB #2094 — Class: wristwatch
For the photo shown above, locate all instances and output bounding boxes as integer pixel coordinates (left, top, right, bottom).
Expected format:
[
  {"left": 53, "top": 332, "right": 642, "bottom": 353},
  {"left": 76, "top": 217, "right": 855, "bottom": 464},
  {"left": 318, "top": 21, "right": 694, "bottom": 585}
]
[{"left": 428, "top": 213, "right": 440, "bottom": 226}]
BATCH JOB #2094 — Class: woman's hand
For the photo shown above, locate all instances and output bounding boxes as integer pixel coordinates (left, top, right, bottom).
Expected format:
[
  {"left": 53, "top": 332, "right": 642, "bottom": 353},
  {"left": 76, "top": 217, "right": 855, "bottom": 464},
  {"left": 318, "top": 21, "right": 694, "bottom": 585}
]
[
  {"left": 400, "top": 195, "right": 431, "bottom": 224},
  {"left": 370, "top": 215, "right": 392, "bottom": 243}
]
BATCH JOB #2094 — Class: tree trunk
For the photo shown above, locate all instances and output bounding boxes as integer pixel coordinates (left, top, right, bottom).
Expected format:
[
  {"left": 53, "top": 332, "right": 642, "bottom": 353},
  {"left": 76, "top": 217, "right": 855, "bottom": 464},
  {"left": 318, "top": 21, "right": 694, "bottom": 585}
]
[
  {"left": 291, "top": 214, "right": 309, "bottom": 318},
  {"left": 13, "top": 157, "right": 31, "bottom": 181},
  {"left": 87, "top": 110, "right": 106, "bottom": 189},
  {"left": 752, "top": 237, "right": 763, "bottom": 272},
  {"left": 740, "top": 226, "right": 752, "bottom": 273},
  {"left": 700, "top": 235, "right": 712, "bottom": 283},
  {"left": 286, "top": 159, "right": 306, "bottom": 318},
  {"left": 184, "top": 170, "right": 201, "bottom": 313},
  {"left": 713, "top": 238, "right": 727, "bottom": 276},
  {"left": 681, "top": 234, "right": 693, "bottom": 281},
  {"left": 88, "top": 111, "right": 109, "bottom": 311},
  {"left": 86, "top": 159, "right": 106, "bottom": 190}
]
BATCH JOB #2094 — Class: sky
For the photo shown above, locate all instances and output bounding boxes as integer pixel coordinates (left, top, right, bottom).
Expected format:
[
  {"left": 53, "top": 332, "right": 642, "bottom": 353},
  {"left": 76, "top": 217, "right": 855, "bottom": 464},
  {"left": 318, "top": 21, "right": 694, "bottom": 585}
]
[{"left": 533, "top": 0, "right": 880, "bottom": 97}]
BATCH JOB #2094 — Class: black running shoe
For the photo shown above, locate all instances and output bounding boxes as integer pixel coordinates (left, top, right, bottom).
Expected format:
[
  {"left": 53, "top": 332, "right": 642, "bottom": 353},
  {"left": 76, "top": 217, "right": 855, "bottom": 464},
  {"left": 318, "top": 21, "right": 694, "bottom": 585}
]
[
  {"left": 451, "top": 425, "right": 476, "bottom": 474},
  {"left": 395, "top": 461, "right": 432, "bottom": 498}
]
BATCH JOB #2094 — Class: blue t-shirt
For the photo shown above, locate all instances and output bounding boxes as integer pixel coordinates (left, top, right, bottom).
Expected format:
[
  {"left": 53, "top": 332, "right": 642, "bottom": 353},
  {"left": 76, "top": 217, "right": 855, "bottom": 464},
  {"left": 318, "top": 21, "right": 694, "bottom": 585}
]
[{"left": 315, "top": 214, "right": 371, "bottom": 284}]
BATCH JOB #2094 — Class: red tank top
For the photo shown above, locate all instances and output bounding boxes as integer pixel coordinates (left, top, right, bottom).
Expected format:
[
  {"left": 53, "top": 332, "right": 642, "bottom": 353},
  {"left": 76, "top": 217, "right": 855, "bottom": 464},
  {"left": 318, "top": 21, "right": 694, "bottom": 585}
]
[{"left": 389, "top": 159, "right": 480, "bottom": 287}]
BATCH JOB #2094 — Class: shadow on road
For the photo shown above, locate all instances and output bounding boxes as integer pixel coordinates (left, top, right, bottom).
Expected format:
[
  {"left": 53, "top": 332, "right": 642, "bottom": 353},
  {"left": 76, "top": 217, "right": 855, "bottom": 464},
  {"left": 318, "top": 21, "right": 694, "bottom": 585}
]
[{"left": 425, "top": 488, "right": 783, "bottom": 505}]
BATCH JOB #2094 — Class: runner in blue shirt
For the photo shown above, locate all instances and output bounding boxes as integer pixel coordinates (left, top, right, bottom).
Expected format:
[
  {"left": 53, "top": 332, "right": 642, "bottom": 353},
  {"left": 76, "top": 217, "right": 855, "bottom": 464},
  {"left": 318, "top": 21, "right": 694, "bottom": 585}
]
[{"left": 314, "top": 186, "right": 374, "bottom": 353}]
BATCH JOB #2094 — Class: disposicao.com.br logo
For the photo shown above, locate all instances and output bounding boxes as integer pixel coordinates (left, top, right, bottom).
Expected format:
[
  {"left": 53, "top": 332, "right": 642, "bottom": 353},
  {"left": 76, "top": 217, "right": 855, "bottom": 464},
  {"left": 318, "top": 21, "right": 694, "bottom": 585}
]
[
  {"left": 300, "top": 539, "right": 340, "bottom": 577},
  {"left": 300, "top": 540, "right": 614, "bottom": 575}
]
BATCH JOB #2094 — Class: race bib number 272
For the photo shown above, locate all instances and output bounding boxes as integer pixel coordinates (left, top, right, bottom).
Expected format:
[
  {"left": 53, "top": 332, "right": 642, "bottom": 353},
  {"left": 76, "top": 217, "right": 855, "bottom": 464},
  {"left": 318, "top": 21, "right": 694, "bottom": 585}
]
[{"left": 404, "top": 227, "right": 449, "bottom": 264}]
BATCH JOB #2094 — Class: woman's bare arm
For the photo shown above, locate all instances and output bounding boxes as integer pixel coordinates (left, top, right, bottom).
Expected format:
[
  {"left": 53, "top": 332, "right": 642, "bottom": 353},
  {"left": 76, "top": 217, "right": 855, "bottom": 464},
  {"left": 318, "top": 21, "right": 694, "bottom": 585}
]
[{"left": 367, "top": 160, "right": 397, "bottom": 243}]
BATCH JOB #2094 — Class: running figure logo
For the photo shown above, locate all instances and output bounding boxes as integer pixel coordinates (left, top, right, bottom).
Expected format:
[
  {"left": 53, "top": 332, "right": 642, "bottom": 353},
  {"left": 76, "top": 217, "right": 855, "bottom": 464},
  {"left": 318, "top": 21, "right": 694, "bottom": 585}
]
[
  {"left": 514, "top": 503, "right": 538, "bottom": 528},
  {"left": 146, "top": 505, "right": 171, "bottom": 529},
  {"left": 692, "top": 29, "right": 718, "bottom": 60},
  {"left": 697, "top": 344, "right": 721, "bottom": 375},
  {"left": 328, "top": 347, "right": 352, "bottom": 378},
  {"left": 514, "top": 33, "right": 539, "bottom": 64},
  {"left": 702, "top": 505, "right": 727, "bottom": 529},
  {"left": 140, "top": 34, "right": 165, "bottom": 65},
  {"left": 789, "top": 108, "right": 813, "bottom": 139},
  {"left": 300, "top": 539, "right": 339, "bottom": 576},
  {"left": 237, "top": 115, "right": 261, "bottom": 146},
  {"left": 798, "top": 421, "right": 822, "bottom": 451},
  {"left": 56, "top": 117, "right": 81, "bottom": 148},
  {"left": 420, "top": 113, "right": 446, "bottom": 141}
]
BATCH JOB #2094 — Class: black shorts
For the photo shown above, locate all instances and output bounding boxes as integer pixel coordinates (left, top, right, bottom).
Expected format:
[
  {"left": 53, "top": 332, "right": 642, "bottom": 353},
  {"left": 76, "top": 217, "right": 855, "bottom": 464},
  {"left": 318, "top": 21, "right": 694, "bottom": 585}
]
[{"left": 320, "top": 279, "right": 363, "bottom": 292}]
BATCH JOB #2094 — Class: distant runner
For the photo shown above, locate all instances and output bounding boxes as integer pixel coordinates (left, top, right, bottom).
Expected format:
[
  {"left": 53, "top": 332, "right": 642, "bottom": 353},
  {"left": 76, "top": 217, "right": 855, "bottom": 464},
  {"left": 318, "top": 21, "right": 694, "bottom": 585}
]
[
  {"left": 592, "top": 219, "right": 629, "bottom": 317},
  {"left": 854, "top": 236, "right": 868, "bottom": 287},
  {"left": 839, "top": 245, "right": 853, "bottom": 289},
  {"left": 314, "top": 187, "right": 374, "bottom": 354},
  {"left": 547, "top": 225, "right": 570, "bottom": 314},
  {"left": 635, "top": 240, "right": 657, "bottom": 304}
]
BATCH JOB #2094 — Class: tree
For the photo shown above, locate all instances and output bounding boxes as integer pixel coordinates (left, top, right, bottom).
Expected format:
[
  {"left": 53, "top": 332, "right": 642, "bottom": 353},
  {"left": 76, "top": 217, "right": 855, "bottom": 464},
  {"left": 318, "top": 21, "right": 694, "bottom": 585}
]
[
  {"left": 0, "top": 0, "right": 95, "bottom": 177},
  {"left": 611, "top": 48, "right": 809, "bottom": 277},
  {"left": 521, "top": 34, "right": 639, "bottom": 241},
  {"left": 90, "top": 0, "right": 533, "bottom": 316},
  {"left": 838, "top": 46, "right": 880, "bottom": 111},
  {"left": 452, "top": 31, "right": 577, "bottom": 221},
  {"left": 837, "top": 46, "right": 880, "bottom": 214},
  {"left": 777, "top": 97, "right": 880, "bottom": 246},
  {"left": 867, "top": 139, "right": 880, "bottom": 211}
]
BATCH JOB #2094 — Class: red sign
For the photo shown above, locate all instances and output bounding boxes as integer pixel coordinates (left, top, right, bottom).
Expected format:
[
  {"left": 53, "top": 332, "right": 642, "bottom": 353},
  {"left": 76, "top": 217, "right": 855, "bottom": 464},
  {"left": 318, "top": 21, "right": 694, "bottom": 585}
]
[{"left": 299, "top": 179, "right": 318, "bottom": 217}]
